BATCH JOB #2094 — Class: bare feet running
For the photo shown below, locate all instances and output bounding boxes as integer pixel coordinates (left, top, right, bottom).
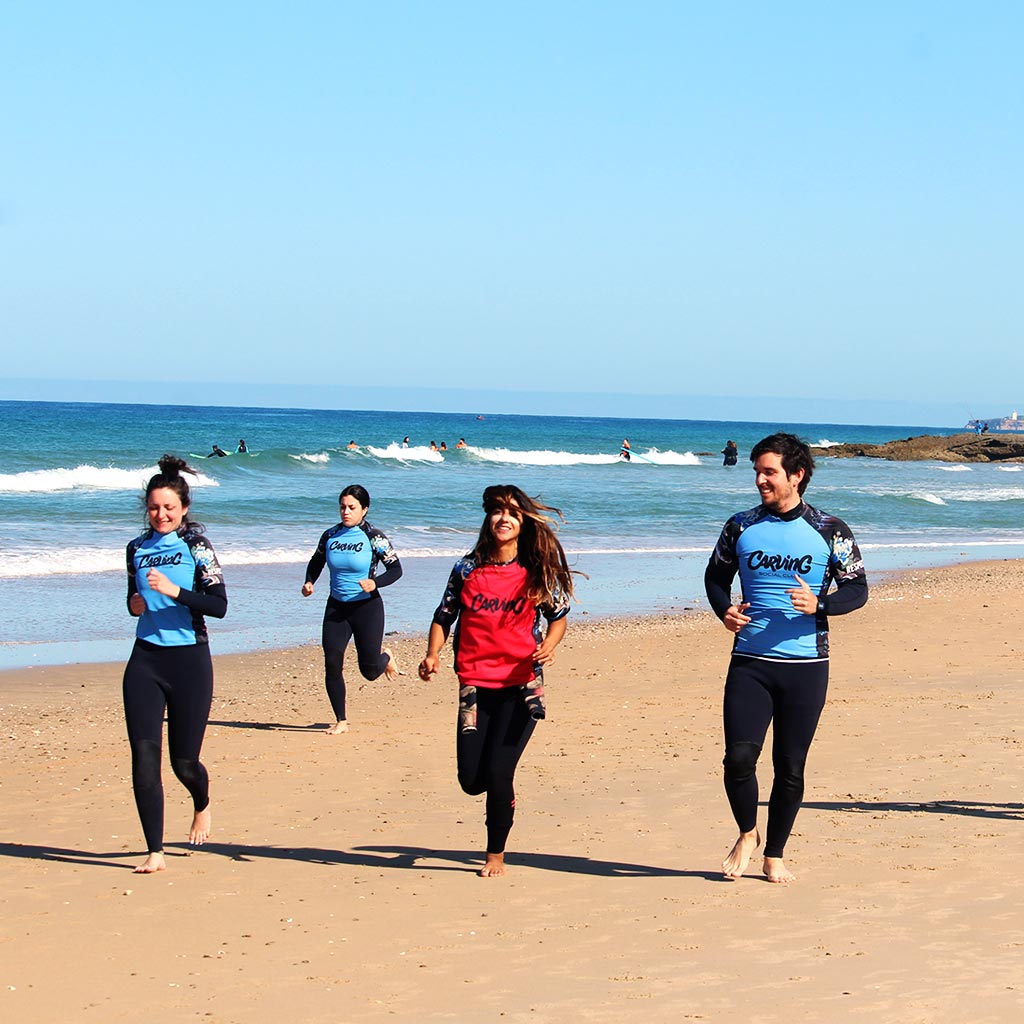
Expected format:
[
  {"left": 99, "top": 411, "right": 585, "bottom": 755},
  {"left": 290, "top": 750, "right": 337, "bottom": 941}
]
[
  {"left": 325, "top": 720, "right": 349, "bottom": 735},
  {"left": 479, "top": 853, "right": 506, "bottom": 877},
  {"left": 384, "top": 648, "right": 399, "bottom": 681},
  {"left": 134, "top": 852, "right": 167, "bottom": 874},
  {"left": 763, "top": 856, "right": 796, "bottom": 883},
  {"left": 722, "top": 829, "right": 761, "bottom": 879},
  {"left": 190, "top": 805, "right": 212, "bottom": 846}
]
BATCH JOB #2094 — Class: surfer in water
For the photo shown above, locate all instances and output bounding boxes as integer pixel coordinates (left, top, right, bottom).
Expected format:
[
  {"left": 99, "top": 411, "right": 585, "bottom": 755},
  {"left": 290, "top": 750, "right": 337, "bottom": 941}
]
[{"left": 620, "top": 439, "right": 631, "bottom": 461}]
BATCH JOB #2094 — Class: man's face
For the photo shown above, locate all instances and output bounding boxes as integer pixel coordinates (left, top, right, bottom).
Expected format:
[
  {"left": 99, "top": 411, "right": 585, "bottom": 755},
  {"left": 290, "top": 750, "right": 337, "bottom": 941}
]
[{"left": 753, "top": 451, "right": 804, "bottom": 514}]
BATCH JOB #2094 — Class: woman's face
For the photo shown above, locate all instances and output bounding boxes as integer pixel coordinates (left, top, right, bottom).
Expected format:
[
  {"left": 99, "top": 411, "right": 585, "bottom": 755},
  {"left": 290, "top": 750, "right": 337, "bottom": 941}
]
[
  {"left": 147, "top": 487, "right": 187, "bottom": 534},
  {"left": 488, "top": 501, "right": 522, "bottom": 546},
  {"left": 340, "top": 494, "right": 368, "bottom": 528}
]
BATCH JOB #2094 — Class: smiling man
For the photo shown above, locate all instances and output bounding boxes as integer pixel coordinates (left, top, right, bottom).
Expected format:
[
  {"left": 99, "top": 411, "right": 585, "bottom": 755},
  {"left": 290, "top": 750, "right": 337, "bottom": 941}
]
[{"left": 704, "top": 432, "right": 868, "bottom": 883}]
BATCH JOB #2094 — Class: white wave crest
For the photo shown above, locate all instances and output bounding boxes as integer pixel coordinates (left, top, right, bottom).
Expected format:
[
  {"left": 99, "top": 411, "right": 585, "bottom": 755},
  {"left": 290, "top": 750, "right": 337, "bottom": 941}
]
[
  {"left": 938, "top": 465, "right": 972, "bottom": 472},
  {"left": 466, "top": 446, "right": 701, "bottom": 467},
  {"left": 0, "top": 464, "right": 217, "bottom": 494},
  {"left": 367, "top": 443, "right": 444, "bottom": 462},
  {"left": 289, "top": 452, "right": 331, "bottom": 464},
  {"left": 997, "top": 465, "right": 1023, "bottom": 472},
  {"left": 816, "top": 438, "right": 843, "bottom": 448},
  {"left": 915, "top": 493, "right": 947, "bottom": 505}
]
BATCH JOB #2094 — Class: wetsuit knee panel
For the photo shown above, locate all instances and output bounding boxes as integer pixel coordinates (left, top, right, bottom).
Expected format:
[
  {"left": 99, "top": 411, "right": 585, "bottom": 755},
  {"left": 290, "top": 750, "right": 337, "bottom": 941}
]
[
  {"left": 723, "top": 740, "right": 761, "bottom": 777},
  {"left": 130, "top": 739, "right": 162, "bottom": 787},
  {"left": 170, "top": 757, "right": 205, "bottom": 789}
]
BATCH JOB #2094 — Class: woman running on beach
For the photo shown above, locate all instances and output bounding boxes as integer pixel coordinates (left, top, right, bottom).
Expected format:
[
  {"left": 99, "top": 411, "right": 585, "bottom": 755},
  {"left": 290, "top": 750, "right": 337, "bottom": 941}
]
[
  {"left": 123, "top": 455, "right": 227, "bottom": 874},
  {"left": 302, "top": 485, "right": 403, "bottom": 734},
  {"left": 418, "top": 485, "right": 574, "bottom": 877}
]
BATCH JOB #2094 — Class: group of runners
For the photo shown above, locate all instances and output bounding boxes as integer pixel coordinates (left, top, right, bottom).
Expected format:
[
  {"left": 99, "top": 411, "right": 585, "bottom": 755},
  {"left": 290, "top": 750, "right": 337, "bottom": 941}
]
[{"left": 123, "top": 432, "right": 866, "bottom": 882}]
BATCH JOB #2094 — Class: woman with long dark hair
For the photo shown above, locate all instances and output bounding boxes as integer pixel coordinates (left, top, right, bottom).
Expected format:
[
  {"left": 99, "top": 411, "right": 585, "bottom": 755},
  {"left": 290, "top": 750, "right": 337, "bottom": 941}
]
[
  {"left": 302, "top": 484, "right": 403, "bottom": 734},
  {"left": 123, "top": 455, "right": 227, "bottom": 874},
  {"left": 418, "top": 485, "right": 574, "bottom": 877}
]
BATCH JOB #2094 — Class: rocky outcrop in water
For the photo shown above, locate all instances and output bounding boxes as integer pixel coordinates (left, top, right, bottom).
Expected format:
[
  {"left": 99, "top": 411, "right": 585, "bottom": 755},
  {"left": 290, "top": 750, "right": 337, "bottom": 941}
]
[{"left": 813, "top": 433, "right": 1024, "bottom": 463}]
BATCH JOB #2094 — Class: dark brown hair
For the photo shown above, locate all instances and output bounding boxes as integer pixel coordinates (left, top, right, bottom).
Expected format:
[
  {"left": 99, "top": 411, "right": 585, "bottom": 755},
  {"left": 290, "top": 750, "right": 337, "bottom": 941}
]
[
  {"left": 143, "top": 454, "right": 201, "bottom": 531},
  {"left": 472, "top": 485, "right": 575, "bottom": 605}
]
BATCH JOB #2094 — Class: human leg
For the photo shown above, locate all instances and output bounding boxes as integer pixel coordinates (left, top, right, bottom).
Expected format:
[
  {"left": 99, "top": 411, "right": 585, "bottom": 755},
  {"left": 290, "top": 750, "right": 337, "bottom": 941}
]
[
  {"left": 165, "top": 644, "right": 214, "bottom": 845},
  {"left": 721, "top": 657, "right": 775, "bottom": 877},
  {"left": 322, "top": 599, "right": 354, "bottom": 727},
  {"left": 123, "top": 642, "right": 170, "bottom": 867},
  {"left": 456, "top": 687, "right": 537, "bottom": 874},
  {"left": 348, "top": 593, "right": 392, "bottom": 680},
  {"left": 762, "top": 660, "right": 829, "bottom": 874}
]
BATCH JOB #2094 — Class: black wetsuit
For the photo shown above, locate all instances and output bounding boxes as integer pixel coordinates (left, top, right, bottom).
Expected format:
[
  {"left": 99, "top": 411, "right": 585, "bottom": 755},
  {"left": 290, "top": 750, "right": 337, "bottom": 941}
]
[
  {"left": 705, "top": 501, "right": 866, "bottom": 858},
  {"left": 123, "top": 527, "right": 227, "bottom": 853}
]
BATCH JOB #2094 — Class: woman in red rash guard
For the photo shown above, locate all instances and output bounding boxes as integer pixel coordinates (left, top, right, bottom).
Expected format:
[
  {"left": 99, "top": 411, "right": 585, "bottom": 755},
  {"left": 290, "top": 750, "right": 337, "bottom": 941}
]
[{"left": 418, "top": 485, "right": 575, "bottom": 877}]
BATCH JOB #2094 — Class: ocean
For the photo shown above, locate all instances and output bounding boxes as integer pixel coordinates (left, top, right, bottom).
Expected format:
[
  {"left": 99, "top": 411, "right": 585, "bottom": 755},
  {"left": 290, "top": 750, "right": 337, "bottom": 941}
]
[{"left": 2, "top": 399, "right": 1021, "bottom": 670}]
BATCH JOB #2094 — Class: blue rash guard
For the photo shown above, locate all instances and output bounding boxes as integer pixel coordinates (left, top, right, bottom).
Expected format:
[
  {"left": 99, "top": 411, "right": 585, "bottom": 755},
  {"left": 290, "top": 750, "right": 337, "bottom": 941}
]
[
  {"left": 126, "top": 528, "right": 227, "bottom": 646},
  {"left": 704, "top": 502, "right": 867, "bottom": 660},
  {"left": 304, "top": 520, "right": 403, "bottom": 602}
]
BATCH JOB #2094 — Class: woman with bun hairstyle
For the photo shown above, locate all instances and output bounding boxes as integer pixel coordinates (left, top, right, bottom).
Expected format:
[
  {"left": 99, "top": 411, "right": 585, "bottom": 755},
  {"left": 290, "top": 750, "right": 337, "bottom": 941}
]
[
  {"left": 418, "top": 485, "right": 574, "bottom": 877},
  {"left": 123, "top": 455, "right": 227, "bottom": 874},
  {"left": 302, "top": 484, "right": 403, "bottom": 734}
]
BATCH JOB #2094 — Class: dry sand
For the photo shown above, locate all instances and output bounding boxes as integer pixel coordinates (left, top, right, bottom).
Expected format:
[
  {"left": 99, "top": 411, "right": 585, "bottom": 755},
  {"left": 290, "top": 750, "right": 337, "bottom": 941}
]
[{"left": 1, "top": 560, "right": 1022, "bottom": 1022}]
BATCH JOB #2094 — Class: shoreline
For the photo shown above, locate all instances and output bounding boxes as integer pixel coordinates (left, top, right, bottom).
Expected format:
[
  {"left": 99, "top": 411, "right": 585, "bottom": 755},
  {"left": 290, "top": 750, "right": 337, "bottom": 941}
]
[
  {"left": 0, "top": 553, "right": 1009, "bottom": 684},
  {"left": 3, "top": 558, "right": 1022, "bottom": 1021}
]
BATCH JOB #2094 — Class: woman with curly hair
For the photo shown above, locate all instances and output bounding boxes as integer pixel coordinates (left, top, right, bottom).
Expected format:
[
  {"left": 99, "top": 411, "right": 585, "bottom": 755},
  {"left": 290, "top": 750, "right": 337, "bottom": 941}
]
[
  {"left": 418, "top": 485, "right": 575, "bottom": 877},
  {"left": 123, "top": 455, "right": 227, "bottom": 874}
]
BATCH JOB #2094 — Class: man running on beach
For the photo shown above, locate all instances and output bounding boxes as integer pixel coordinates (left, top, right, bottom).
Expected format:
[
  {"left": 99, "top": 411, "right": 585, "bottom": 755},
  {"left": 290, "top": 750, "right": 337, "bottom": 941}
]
[{"left": 704, "top": 432, "right": 867, "bottom": 883}]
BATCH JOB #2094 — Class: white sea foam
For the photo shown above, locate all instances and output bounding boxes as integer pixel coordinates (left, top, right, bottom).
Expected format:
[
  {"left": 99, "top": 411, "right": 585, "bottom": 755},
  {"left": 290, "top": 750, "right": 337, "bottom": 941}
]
[
  {"left": 916, "top": 493, "right": 947, "bottom": 505},
  {"left": 861, "top": 539, "right": 1024, "bottom": 550},
  {"left": 997, "top": 465, "right": 1023, "bottom": 472},
  {"left": 0, "top": 542, "right": 707, "bottom": 578},
  {"left": 0, "top": 464, "right": 217, "bottom": 494},
  {"left": 367, "top": 443, "right": 444, "bottom": 462},
  {"left": 816, "top": 438, "right": 843, "bottom": 448},
  {"left": 289, "top": 452, "right": 331, "bottom": 464},
  {"left": 938, "top": 465, "right": 972, "bottom": 472},
  {"left": 466, "top": 446, "right": 701, "bottom": 467}
]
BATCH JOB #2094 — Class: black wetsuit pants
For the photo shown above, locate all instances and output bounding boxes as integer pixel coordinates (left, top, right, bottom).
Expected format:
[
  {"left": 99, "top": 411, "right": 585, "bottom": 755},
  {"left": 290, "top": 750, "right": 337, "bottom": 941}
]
[
  {"left": 457, "top": 686, "right": 537, "bottom": 855},
  {"left": 123, "top": 639, "right": 213, "bottom": 854},
  {"left": 321, "top": 592, "right": 389, "bottom": 721},
  {"left": 722, "top": 655, "right": 828, "bottom": 859}
]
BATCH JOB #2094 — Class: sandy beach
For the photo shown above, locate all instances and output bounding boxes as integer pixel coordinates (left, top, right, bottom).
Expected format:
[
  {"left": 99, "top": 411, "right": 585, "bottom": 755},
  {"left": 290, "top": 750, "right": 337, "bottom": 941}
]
[{"left": 1, "top": 560, "right": 1022, "bottom": 1022}]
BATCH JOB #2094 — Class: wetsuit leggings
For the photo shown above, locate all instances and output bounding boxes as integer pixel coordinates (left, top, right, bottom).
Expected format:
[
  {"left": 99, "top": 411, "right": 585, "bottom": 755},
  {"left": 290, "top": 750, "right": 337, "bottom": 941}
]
[
  {"left": 123, "top": 639, "right": 213, "bottom": 854},
  {"left": 457, "top": 686, "right": 537, "bottom": 855},
  {"left": 321, "top": 592, "right": 389, "bottom": 721},
  {"left": 722, "top": 656, "right": 828, "bottom": 859}
]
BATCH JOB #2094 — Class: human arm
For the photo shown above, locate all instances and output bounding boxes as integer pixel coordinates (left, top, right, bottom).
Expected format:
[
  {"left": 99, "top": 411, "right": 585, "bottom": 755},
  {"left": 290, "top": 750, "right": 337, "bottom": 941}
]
[
  {"left": 362, "top": 528, "right": 403, "bottom": 592},
  {"left": 705, "top": 521, "right": 750, "bottom": 633},
  {"left": 302, "top": 530, "right": 329, "bottom": 595},
  {"left": 418, "top": 621, "right": 451, "bottom": 680},
  {"left": 534, "top": 615, "right": 567, "bottom": 665},
  {"left": 821, "top": 522, "right": 868, "bottom": 616},
  {"left": 126, "top": 541, "right": 144, "bottom": 616}
]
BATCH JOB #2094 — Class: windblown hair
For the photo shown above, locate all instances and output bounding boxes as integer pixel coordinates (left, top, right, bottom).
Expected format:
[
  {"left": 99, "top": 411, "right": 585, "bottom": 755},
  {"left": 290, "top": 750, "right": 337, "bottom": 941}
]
[
  {"left": 471, "top": 484, "right": 575, "bottom": 605},
  {"left": 749, "top": 432, "right": 815, "bottom": 495},
  {"left": 142, "top": 454, "right": 202, "bottom": 531}
]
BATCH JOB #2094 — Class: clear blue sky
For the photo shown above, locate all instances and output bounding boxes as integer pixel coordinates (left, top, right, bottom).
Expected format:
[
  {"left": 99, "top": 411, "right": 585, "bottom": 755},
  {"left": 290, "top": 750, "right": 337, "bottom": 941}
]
[{"left": 2, "top": 2, "right": 1021, "bottom": 426}]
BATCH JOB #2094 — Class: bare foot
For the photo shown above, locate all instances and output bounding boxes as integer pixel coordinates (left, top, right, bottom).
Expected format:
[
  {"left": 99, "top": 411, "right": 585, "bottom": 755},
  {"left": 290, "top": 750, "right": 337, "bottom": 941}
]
[
  {"left": 479, "top": 853, "right": 506, "bottom": 877},
  {"left": 190, "top": 805, "right": 212, "bottom": 846},
  {"left": 722, "top": 829, "right": 761, "bottom": 879},
  {"left": 325, "top": 720, "right": 349, "bottom": 735},
  {"left": 134, "top": 852, "right": 167, "bottom": 874},
  {"left": 763, "top": 856, "right": 796, "bottom": 883},
  {"left": 384, "top": 648, "right": 399, "bottom": 681}
]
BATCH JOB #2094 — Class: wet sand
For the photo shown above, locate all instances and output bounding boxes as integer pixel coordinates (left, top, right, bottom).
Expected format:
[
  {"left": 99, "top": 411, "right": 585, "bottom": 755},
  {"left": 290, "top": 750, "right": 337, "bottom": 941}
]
[{"left": 1, "top": 561, "right": 1022, "bottom": 1022}]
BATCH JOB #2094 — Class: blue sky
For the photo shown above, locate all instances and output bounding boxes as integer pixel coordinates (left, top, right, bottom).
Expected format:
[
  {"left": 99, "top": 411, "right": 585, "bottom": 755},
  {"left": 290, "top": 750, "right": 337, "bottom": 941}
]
[{"left": 2, "top": 2, "right": 1021, "bottom": 426}]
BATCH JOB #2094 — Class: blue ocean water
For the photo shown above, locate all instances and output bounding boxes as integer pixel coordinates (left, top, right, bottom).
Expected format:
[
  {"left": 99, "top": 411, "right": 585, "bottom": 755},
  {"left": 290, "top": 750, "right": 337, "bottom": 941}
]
[{"left": 2, "top": 400, "right": 1021, "bottom": 670}]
